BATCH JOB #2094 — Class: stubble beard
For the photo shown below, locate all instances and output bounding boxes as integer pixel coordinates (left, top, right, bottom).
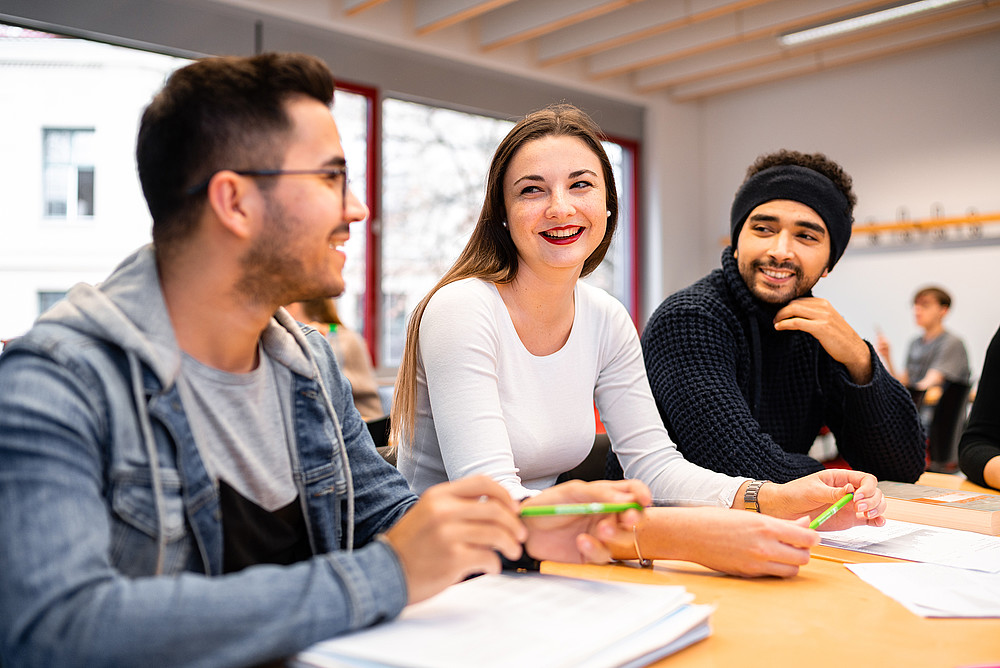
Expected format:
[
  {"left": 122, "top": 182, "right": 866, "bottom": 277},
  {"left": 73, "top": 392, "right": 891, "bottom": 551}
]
[
  {"left": 740, "top": 259, "right": 820, "bottom": 306},
  {"left": 235, "top": 194, "right": 343, "bottom": 309}
]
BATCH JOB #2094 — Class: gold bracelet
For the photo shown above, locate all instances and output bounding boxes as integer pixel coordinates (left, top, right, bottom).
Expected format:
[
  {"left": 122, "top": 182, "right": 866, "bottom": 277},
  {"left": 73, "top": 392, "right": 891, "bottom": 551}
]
[{"left": 632, "top": 524, "right": 653, "bottom": 568}]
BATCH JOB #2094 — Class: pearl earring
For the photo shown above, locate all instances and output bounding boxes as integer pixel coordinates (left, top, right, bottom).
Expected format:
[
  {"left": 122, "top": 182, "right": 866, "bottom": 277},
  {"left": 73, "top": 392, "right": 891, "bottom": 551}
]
[
  {"left": 502, "top": 220, "right": 508, "bottom": 228},
  {"left": 606, "top": 210, "right": 612, "bottom": 217}
]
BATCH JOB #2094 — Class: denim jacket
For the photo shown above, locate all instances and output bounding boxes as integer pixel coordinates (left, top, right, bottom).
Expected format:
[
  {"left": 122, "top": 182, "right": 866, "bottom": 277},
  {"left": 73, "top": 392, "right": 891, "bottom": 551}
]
[{"left": 0, "top": 247, "right": 417, "bottom": 667}]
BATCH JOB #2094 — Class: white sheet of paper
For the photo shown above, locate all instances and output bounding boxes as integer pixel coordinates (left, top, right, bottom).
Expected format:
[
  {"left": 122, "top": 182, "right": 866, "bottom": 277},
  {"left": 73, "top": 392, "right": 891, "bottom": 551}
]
[
  {"left": 847, "top": 562, "right": 1000, "bottom": 617},
  {"left": 296, "top": 573, "right": 712, "bottom": 668},
  {"left": 819, "top": 519, "right": 1000, "bottom": 572}
]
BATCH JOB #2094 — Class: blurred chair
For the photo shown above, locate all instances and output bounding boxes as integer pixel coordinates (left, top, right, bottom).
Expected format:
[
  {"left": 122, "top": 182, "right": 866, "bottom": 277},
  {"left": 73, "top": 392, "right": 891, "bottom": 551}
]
[
  {"left": 366, "top": 394, "right": 394, "bottom": 465},
  {"left": 557, "top": 433, "right": 612, "bottom": 483},
  {"left": 918, "top": 380, "right": 972, "bottom": 474}
]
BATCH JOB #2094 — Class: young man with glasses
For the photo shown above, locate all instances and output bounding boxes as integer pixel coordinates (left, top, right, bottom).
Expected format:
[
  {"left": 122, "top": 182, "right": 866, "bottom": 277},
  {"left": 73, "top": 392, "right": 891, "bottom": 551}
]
[{"left": 0, "top": 53, "right": 647, "bottom": 666}]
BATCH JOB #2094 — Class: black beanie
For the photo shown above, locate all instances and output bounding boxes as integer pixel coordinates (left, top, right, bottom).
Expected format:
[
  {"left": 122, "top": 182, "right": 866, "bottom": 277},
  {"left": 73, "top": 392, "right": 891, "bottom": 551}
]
[{"left": 730, "top": 165, "right": 853, "bottom": 269}]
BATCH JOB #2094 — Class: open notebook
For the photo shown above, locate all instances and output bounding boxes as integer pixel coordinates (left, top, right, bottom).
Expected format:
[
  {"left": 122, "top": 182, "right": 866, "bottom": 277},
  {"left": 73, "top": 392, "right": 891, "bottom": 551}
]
[{"left": 294, "top": 572, "right": 712, "bottom": 668}]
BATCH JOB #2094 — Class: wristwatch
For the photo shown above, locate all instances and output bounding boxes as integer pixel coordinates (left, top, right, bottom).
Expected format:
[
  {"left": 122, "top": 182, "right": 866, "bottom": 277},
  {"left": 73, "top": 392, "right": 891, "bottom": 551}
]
[{"left": 743, "top": 480, "right": 769, "bottom": 512}]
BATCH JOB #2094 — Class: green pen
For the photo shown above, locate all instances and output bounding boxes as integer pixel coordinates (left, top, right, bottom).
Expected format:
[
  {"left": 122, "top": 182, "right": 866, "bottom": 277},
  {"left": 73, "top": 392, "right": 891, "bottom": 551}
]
[
  {"left": 809, "top": 492, "right": 854, "bottom": 529},
  {"left": 520, "top": 502, "right": 643, "bottom": 517}
]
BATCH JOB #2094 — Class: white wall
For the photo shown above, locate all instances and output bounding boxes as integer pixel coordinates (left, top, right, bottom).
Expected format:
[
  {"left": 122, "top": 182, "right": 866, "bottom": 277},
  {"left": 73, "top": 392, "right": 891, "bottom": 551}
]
[
  {"left": 640, "top": 96, "right": 703, "bottom": 320},
  {"left": 660, "top": 30, "right": 1000, "bottom": 380},
  {"left": 824, "top": 245, "right": 1000, "bottom": 382}
]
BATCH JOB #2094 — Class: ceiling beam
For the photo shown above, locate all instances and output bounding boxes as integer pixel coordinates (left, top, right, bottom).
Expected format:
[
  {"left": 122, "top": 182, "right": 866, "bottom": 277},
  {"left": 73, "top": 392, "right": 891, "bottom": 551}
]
[
  {"left": 535, "top": 0, "right": 777, "bottom": 66},
  {"left": 479, "top": 0, "right": 636, "bottom": 51},
  {"left": 415, "top": 0, "right": 515, "bottom": 35},
  {"left": 344, "top": 0, "right": 391, "bottom": 16}
]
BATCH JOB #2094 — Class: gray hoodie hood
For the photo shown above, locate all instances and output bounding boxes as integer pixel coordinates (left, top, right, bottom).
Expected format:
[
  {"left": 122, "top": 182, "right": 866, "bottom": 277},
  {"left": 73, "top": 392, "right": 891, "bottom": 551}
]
[{"left": 38, "top": 245, "right": 182, "bottom": 391}]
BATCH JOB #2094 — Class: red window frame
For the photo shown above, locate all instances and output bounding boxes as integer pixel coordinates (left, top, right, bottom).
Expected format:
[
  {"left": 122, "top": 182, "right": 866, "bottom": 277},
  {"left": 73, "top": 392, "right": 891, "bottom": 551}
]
[{"left": 334, "top": 80, "right": 381, "bottom": 366}]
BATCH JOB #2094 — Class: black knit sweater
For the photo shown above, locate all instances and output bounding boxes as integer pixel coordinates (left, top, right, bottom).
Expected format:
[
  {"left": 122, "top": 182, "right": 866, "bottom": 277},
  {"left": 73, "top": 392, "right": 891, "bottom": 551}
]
[
  {"left": 640, "top": 248, "right": 926, "bottom": 484},
  {"left": 959, "top": 325, "right": 1000, "bottom": 489}
]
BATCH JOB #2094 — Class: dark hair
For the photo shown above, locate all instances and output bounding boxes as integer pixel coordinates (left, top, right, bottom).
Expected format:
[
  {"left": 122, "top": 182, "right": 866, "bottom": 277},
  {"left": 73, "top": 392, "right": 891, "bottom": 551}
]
[
  {"left": 391, "top": 103, "right": 619, "bottom": 448},
  {"left": 914, "top": 286, "right": 952, "bottom": 308},
  {"left": 136, "top": 52, "right": 335, "bottom": 251},
  {"left": 744, "top": 149, "right": 857, "bottom": 214}
]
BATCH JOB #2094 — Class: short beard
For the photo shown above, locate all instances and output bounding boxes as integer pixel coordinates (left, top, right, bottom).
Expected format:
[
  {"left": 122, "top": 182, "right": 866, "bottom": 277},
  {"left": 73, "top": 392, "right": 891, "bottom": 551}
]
[
  {"left": 235, "top": 194, "right": 304, "bottom": 309},
  {"left": 740, "top": 259, "right": 817, "bottom": 305}
]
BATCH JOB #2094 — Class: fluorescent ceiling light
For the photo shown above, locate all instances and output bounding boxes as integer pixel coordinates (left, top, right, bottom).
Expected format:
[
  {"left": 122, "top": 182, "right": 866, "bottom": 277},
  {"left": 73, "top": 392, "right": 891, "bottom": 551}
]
[{"left": 779, "top": 0, "right": 969, "bottom": 46}]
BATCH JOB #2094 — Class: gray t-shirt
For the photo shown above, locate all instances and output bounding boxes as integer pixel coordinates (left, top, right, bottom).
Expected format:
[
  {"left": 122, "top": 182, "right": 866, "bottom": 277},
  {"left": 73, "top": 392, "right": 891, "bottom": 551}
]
[
  {"left": 179, "top": 345, "right": 297, "bottom": 512},
  {"left": 905, "top": 330, "right": 971, "bottom": 386}
]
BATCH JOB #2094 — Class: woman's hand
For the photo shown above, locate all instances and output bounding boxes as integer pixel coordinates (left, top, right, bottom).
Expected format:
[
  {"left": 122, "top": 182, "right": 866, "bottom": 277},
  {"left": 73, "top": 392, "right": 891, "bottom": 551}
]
[
  {"left": 760, "top": 469, "right": 887, "bottom": 530},
  {"left": 520, "top": 479, "right": 651, "bottom": 564},
  {"left": 621, "top": 507, "right": 818, "bottom": 578}
]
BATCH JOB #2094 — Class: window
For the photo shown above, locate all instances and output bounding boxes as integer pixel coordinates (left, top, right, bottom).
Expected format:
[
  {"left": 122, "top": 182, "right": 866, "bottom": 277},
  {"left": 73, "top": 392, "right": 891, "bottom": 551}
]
[
  {"left": 329, "top": 85, "right": 374, "bottom": 341},
  {"left": 43, "top": 128, "right": 95, "bottom": 218},
  {"left": 379, "top": 99, "right": 514, "bottom": 366},
  {"left": 582, "top": 138, "right": 638, "bottom": 323},
  {"left": 37, "top": 290, "right": 66, "bottom": 315}
]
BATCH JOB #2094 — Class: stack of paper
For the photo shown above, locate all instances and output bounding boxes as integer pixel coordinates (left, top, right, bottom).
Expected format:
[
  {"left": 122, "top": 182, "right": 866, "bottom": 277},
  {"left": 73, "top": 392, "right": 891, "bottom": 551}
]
[
  {"left": 820, "top": 519, "right": 1000, "bottom": 618},
  {"left": 295, "top": 573, "right": 712, "bottom": 668},
  {"left": 878, "top": 481, "right": 1000, "bottom": 535}
]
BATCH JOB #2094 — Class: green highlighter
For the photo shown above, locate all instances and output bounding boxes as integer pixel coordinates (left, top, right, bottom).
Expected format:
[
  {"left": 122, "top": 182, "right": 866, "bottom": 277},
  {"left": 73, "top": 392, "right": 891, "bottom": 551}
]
[
  {"left": 809, "top": 492, "right": 854, "bottom": 529},
  {"left": 520, "top": 502, "right": 643, "bottom": 517}
]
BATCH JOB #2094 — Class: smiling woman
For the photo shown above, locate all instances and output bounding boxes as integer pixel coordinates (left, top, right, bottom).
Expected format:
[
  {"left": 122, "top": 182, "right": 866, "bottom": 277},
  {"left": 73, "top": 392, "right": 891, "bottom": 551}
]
[{"left": 391, "top": 103, "right": 618, "bottom": 470}]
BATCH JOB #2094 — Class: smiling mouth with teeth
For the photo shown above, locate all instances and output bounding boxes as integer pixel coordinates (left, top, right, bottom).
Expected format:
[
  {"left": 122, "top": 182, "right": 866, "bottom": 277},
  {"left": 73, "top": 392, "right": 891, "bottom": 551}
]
[
  {"left": 541, "top": 226, "right": 583, "bottom": 239},
  {"left": 761, "top": 268, "right": 793, "bottom": 280}
]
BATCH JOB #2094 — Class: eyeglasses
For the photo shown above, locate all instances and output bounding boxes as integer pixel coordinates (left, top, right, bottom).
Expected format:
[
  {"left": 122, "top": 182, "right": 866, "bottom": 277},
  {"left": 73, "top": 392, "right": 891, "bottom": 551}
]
[{"left": 185, "top": 166, "right": 348, "bottom": 201}]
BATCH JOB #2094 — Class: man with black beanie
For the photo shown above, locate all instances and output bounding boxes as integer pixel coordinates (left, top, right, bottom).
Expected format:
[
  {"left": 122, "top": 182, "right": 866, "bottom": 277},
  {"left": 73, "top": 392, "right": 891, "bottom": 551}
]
[{"left": 638, "top": 149, "right": 926, "bottom": 486}]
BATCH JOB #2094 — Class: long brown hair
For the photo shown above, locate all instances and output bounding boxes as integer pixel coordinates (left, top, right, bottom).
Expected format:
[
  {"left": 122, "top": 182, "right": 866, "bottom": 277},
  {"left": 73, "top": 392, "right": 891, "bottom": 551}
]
[{"left": 390, "top": 103, "right": 619, "bottom": 449}]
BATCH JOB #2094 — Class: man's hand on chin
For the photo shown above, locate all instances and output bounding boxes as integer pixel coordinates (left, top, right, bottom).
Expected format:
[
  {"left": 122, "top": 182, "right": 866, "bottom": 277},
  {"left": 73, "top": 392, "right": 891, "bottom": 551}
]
[{"left": 774, "top": 297, "right": 873, "bottom": 384}]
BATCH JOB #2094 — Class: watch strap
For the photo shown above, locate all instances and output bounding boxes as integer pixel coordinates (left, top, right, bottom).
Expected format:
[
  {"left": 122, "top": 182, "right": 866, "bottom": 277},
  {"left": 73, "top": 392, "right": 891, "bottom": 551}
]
[{"left": 743, "top": 480, "right": 769, "bottom": 512}]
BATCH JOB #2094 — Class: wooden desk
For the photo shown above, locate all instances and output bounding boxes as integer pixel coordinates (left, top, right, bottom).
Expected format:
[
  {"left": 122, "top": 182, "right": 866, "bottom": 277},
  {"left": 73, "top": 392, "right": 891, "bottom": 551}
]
[{"left": 544, "top": 475, "right": 1000, "bottom": 667}]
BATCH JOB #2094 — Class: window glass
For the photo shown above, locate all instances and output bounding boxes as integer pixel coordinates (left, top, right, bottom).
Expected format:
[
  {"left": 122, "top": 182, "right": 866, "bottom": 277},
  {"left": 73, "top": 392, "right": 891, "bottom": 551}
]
[
  {"left": 42, "top": 128, "right": 96, "bottom": 218},
  {"left": 77, "top": 167, "right": 95, "bottom": 216},
  {"left": 43, "top": 160, "right": 69, "bottom": 216},
  {"left": 581, "top": 141, "right": 633, "bottom": 305},
  {"left": 330, "top": 90, "right": 370, "bottom": 335},
  {"left": 380, "top": 99, "right": 515, "bottom": 365},
  {"left": 37, "top": 290, "right": 67, "bottom": 315}
]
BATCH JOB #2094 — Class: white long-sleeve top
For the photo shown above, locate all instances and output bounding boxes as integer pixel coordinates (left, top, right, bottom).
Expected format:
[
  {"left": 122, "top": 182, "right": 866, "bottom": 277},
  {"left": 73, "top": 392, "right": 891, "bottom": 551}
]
[{"left": 397, "top": 278, "right": 746, "bottom": 505}]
